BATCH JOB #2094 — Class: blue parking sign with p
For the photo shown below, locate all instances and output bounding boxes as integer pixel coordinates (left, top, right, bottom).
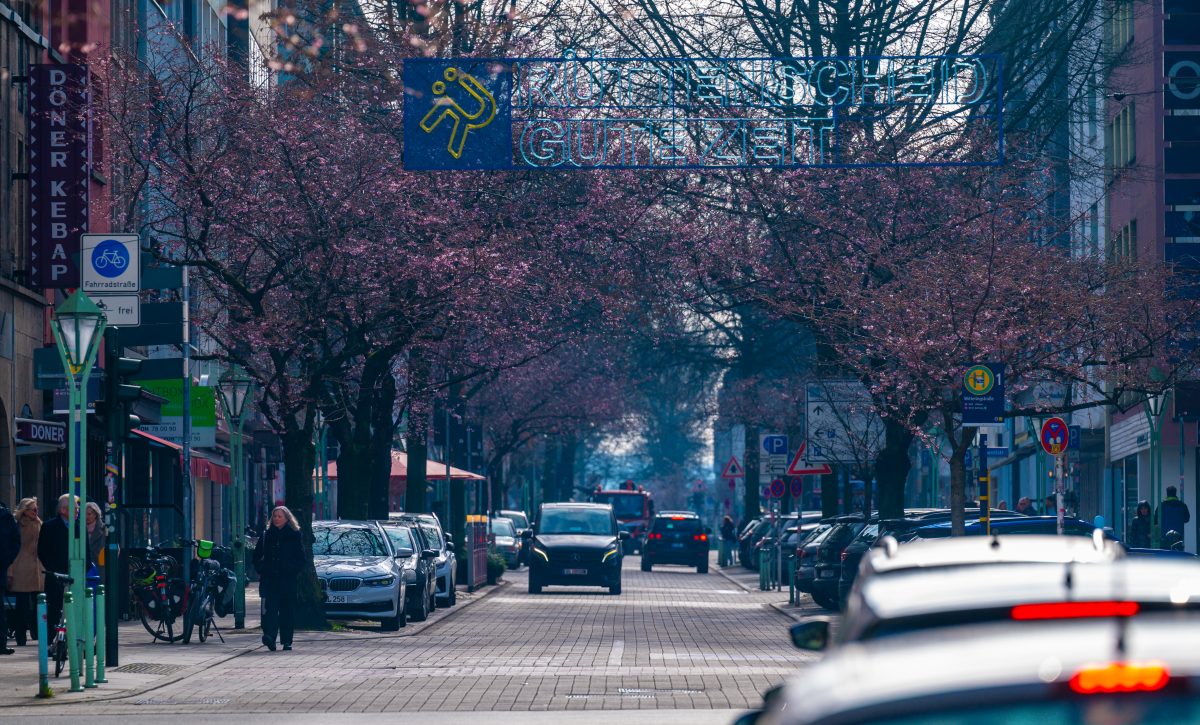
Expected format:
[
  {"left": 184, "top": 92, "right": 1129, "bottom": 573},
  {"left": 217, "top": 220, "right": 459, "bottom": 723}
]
[
  {"left": 403, "top": 60, "right": 512, "bottom": 170},
  {"left": 762, "top": 435, "right": 788, "bottom": 456}
]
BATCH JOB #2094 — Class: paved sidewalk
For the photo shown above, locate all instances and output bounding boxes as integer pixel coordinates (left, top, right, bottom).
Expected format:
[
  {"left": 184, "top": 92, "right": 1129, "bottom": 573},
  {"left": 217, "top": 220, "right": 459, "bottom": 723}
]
[
  {"left": 713, "top": 555, "right": 831, "bottom": 621},
  {"left": 0, "top": 579, "right": 502, "bottom": 708}
]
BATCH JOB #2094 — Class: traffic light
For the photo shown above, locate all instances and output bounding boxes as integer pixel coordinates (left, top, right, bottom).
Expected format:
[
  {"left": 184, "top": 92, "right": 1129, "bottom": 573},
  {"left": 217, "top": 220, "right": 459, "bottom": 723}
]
[{"left": 101, "top": 338, "right": 144, "bottom": 439}]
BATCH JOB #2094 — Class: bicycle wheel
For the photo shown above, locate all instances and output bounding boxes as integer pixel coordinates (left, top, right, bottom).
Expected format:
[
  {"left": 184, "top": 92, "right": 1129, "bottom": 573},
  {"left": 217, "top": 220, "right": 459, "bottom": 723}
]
[{"left": 53, "top": 636, "right": 67, "bottom": 677}]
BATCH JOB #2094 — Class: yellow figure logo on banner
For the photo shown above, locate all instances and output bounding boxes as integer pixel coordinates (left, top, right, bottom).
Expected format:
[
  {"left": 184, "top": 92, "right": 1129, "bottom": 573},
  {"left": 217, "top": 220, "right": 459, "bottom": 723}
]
[
  {"left": 964, "top": 365, "right": 994, "bottom": 396},
  {"left": 419, "top": 67, "right": 498, "bottom": 160}
]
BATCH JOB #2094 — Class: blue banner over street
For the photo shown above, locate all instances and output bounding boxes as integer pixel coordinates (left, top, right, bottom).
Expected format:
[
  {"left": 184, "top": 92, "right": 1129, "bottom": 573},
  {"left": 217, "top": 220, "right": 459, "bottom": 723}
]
[{"left": 403, "top": 54, "right": 1003, "bottom": 170}]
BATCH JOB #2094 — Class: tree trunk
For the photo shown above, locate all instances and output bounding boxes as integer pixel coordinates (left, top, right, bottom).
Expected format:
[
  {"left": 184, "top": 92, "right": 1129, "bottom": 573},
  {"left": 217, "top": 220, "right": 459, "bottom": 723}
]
[
  {"left": 874, "top": 419, "right": 913, "bottom": 519},
  {"left": 405, "top": 427, "right": 428, "bottom": 513},
  {"left": 366, "top": 366, "right": 397, "bottom": 519},
  {"left": 949, "top": 443, "right": 969, "bottom": 536},
  {"left": 541, "top": 439, "right": 558, "bottom": 503},
  {"left": 557, "top": 433, "right": 577, "bottom": 500},
  {"left": 488, "top": 456, "right": 505, "bottom": 514},
  {"left": 821, "top": 471, "right": 840, "bottom": 517},
  {"left": 742, "top": 425, "right": 760, "bottom": 525},
  {"left": 280, "top": 424, "right": 328, "bottom": 629}
]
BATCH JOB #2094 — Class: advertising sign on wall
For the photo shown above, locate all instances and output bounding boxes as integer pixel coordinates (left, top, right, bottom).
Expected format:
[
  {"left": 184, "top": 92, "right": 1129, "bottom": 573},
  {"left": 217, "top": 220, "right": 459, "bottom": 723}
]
[
  {"left": 29, "top": 64, "right": 89, "bottom": 289},
  {"left": 138, "top": 379, "right": 216, "bottom": 447}
]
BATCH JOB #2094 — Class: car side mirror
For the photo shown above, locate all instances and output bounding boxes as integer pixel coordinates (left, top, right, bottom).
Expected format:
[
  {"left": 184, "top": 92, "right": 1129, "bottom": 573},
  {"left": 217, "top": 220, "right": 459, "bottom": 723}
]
[
  {"left": 421, "top": 549, "right": 439, "bottom": 560},
  {"left": 789, "top": 618, "right": 831, "bottom": 651},
  {"left": 444, "top": 534, "right": 453, "bottom": 545},
  {"left": 521, "top": 529, "right": 533, "bottom": 539},
  {"left": 618, "top": 531, "right": 631, "bottom": 541}
]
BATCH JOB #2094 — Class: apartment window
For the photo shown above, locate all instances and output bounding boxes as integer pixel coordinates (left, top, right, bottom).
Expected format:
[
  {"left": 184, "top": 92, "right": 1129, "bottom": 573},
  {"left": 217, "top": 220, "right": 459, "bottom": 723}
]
[
  {"left": 1109, "top": 218, "right": 1138, "bottom": 261},
  {"left": 1108, "top": 0, "right": 1134, "bottom": 53},
  {"left": 1105, "top": 102, "right": 1136, "bottom": 175},
  {"left": 1087, "top": 75, "right": 1099, "bottom": 140},
  {"left": 1089, "top": 203, "right": 1101, "bottom": 256}
]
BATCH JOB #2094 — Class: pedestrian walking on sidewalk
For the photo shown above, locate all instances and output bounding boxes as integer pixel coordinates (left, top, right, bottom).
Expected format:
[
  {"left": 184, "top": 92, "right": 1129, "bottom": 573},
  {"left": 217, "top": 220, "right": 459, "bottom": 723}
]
[
  {"left": 1129, "top": 501, "right": 1152, "bottom": 549},
  {"left": 1157, "top": 486, "right": 1191, "bottom": 549},
  {"left": 7, "top": 498, "right": 42, "bottom": 646},
  {"left": 718, "top": 515, "right": 736, "bottom": 567},
  {"left": 0, "top": 498, "right": 20, "bottom": 654},
  {"left": 253, "top": 505, "right": 304, "bottom": 652}
]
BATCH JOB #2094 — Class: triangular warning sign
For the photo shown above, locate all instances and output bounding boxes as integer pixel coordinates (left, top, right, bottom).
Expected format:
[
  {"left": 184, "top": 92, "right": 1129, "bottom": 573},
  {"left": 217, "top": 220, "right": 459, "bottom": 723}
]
[
  {"left": 720, "top": 456, "right": 744, "bottom": 479},
  {"left": 786, "top": 443, "right": 833, "bottom": 476}
]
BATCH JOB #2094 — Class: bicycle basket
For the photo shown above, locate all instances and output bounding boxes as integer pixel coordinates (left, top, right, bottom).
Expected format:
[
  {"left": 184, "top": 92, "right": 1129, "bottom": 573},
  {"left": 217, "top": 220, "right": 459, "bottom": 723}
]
[{"left": 196, "top": 540, "right": 215, "bottom": 559}]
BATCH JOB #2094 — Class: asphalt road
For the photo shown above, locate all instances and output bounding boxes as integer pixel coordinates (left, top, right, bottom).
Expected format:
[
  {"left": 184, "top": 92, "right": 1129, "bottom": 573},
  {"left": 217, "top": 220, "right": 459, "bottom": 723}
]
[{"left": 2, "top": 555, "right": 815, "bottom": 721}]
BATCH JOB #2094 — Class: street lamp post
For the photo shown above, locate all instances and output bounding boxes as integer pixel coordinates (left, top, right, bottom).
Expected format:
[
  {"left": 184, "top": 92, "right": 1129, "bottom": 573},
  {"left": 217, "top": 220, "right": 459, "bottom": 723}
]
[
  {"left": 1145, "top": 391, "right": 1168, "bottom": 546},
  {"left": 50, "top": 291, "right": 106, "bottom": 693},
  {"left": 217, "top": 367, "right": 254, "bottom": 631}
]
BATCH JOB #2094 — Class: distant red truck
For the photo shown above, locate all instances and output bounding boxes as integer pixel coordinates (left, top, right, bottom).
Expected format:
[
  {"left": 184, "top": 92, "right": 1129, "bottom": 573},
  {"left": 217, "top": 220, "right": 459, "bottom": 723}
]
[{"left": 591, "top": 481, "right": 655, "bottom": 553}]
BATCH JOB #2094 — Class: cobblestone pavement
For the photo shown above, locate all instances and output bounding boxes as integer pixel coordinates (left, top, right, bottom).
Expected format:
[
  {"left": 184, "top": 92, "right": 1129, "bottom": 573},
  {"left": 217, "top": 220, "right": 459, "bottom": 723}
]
[{"left": 3, "top": 552, "right": 818, "bottom": 717}]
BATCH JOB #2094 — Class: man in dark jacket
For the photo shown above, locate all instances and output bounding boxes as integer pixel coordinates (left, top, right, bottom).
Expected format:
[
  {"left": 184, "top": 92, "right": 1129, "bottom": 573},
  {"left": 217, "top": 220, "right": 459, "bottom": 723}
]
[
  {"left": 1157, "top": 486, "right": 1191, "bottom": 549},
  {"left": 0, "top": 500, "right": 20, "bottom": 654},
  {"left": 38, "top": 494, "right": 88, "bottom": 636}
]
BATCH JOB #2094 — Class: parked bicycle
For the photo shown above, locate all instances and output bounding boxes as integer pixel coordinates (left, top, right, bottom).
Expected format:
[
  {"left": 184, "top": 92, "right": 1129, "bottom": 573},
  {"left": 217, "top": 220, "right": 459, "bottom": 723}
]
[
  {"left": 181, "top": 539, "right": 235, "bottom": 644},
  {"left": 128, "top": 545, "right": 184, "bottom": 643},
  {"left": 45, "top": 571, "right": 72, "bottom": 677}
]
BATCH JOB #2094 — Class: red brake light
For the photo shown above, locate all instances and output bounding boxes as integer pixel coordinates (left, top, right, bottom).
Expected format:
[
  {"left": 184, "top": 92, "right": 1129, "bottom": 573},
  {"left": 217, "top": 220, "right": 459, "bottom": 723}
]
[
  {"left": 1069, "top": 662, "right": 1170, "bottom": 694},
  {"left": 1011, "top": 601, "right": 1139, "bottom": 621},
  {"left": 693, "top": 534, "right": 707, "bottom": 542},
  {"left": 670, "top": 516, "right": 687, "bottom": 520}
]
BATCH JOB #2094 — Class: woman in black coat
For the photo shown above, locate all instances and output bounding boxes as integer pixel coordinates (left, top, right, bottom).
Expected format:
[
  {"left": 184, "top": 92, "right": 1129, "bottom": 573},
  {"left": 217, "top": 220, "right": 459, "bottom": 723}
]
[{"left": 253, "top": 506, "right": 305, "bottom": 651}]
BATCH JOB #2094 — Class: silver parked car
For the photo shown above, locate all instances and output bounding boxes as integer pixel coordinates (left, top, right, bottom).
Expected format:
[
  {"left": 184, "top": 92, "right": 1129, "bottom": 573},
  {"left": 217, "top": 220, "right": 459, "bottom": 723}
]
[
  {"left": 490, "top": 516, "right": 520, "bottom": 569},
  {"left": 312, "top": 521, "right": 407, "bottom": 631},
  {"left": 390, "top": 513, "right": 457, "bottom": 606}
]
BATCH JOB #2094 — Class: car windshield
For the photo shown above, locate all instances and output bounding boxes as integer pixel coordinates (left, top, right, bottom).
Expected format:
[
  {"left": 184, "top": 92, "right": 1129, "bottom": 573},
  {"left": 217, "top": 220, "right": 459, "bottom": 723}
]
[
  {"left": 381, "top": 526, "right": 415, "bottom": 553},
  {"left": 312, "top": 526, "right": 388, "bottom": 557},
  {"left": 490, "top": 518, "right": 516, "bottom": 536},
  {"left": 652, "top": 516, "right": 700, "bottom": 532},
  {"left": 419, "top": 524, "right": 443, "bottom": 549},
  {"left": 594, "top": 494, "right": 645, "bottom": 519},
  {"left": 502, "top": 512, "right": 528, "bottom": 528},
  {"left": 539, "top": 508, "right": 615, "bottom": 536},
  {"left": 804, "top": 525, "right": 834, "bottom": 548}
]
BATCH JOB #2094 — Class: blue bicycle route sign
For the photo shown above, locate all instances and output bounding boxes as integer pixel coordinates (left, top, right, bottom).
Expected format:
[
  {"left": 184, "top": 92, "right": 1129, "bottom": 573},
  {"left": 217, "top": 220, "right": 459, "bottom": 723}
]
[{"left": 403, "top": 53, "right": 1003, "bottom": 170}]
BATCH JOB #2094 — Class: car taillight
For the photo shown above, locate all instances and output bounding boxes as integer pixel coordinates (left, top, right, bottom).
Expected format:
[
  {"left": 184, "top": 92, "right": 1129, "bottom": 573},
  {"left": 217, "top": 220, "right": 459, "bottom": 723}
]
[
  {"left": 1069, "top": 662, "right": 1170, "bottom": 694},
  {"left": 840, "top": 551, "right": 848, "bottom": 562},
  {"left": 693, "top": 534, "right": 707, "bottom": 542},
  {"left": 1011, "top": 601, "right": 1139, "bottom": 621},
  {"left": 798, "top": 550, "right": 808, "bottom": 559},
  {"left": 648, "top": 533, "right": 662, "bottom": 540}
]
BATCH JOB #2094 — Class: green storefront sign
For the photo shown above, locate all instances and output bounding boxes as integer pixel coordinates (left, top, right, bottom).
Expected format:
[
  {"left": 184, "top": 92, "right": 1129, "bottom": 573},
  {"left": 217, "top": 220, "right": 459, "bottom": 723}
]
[{"left": 139, "top": 379, "right": 216, "bottom": 446}]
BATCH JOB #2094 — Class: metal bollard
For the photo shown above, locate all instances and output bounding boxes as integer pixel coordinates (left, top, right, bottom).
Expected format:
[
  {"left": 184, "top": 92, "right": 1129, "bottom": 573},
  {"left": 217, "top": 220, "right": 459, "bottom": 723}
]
[
  {"left": 65, "top": 591, "right": 81, "bottom": 692},
  {"left": 36, "top": 594, "right": 50, "bottom": 698},
  {"left": 95, "top": 586, "right": 107, "bottom": 684},
  {"left": 84, "top": 588, "right": 96, "bottom": 688}
]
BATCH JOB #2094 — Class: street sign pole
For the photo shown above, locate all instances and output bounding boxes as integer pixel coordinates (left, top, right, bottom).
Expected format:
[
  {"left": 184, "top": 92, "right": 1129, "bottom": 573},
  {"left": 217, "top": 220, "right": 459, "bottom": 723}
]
[
  {"left": 978, "top": 433, "right": 990, "bottom": 536},
  {"left": 1056, "top": 454, "right": 1065, "bottom": 536}
]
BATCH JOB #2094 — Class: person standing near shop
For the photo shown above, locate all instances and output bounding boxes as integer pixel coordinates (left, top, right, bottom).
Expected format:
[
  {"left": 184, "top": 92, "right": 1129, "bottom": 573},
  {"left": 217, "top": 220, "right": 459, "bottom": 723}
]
[
  {"left": 253, "top": 505, "right": 304, "bottom": 652},
  {"left": 8, "top": 498, "right": 42, "bottom": 646},
  {"left": 0, "top": 498, "right": 20, "bottom": 654}
]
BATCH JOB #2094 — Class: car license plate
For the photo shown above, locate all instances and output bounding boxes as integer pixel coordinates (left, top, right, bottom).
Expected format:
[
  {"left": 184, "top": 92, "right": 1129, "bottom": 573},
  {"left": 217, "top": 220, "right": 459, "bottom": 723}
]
[
  {"left": 563, "top": 568, "right": 588, "bottom": 576},
  {"left": 327, "top": 594, "right": 346, "bottom": 603},
  {"left": 671, "top": 543, "right": 686, "bottom": 549},
  {"left": 819, "top": 570, "right": 836, "bottom": 579}
]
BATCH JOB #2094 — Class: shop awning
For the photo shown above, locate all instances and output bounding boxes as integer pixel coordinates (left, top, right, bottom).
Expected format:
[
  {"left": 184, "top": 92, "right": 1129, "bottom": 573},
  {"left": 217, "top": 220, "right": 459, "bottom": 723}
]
[
  {"left": 190, "top": 455, "right": 231, "bottom": 485},
  {"left": 132, "top": 430, "right": 231, "bottom": 485},
  {"left": 133, "top": 429, "right": 182, "bottom": 450},
  {"left": 327, "top": 450, "right": 484, "bottom": 481}
]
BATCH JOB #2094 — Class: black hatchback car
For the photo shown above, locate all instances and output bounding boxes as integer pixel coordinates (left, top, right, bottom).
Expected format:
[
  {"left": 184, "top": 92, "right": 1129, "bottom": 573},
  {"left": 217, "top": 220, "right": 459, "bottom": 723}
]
[
  {"left": 524, "top": 503, "right": 630, "bottom": 595},
  {"left": 641, "top": 511, "right": 711, "bottom": 573}
]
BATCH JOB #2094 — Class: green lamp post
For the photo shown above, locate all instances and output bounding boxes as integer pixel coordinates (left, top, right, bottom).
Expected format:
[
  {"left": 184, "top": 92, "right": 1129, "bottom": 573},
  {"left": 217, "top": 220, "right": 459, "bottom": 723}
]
[
  {"left": 217, "top": 367, "right": 254, "bottom": 630},
  {"left": 50, "top": 290, "right": 106, "bottom": 692}
]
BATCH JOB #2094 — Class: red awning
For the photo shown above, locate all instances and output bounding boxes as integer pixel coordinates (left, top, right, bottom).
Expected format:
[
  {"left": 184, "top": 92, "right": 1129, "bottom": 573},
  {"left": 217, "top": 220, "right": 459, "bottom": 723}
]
[
  {"left": 191, "top": 456, "right": 231, "bottom": 485},
  {"left": 132, "top": 429, "right": 183, "bottom": 450}
]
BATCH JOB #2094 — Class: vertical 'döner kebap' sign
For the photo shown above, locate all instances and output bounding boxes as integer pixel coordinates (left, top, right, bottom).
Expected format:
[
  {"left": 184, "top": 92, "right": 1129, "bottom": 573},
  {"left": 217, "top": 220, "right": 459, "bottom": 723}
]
[{"left": 30, "top": 64, "right": 89, "bottom": 289}]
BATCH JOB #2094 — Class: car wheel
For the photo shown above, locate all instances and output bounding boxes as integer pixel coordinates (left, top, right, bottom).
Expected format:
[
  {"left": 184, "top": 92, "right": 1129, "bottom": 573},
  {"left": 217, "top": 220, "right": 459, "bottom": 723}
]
[
  {"left": 640, "top": 558, "right": 652, "bottom": 572},
  {"left": 409, "top": 584, "right": 430, "bottom": 622},
  {"left": 446, "top": 573, "right": 457, "bottom": 606},
  {"left": 609, "top": 578, "right": 622, "bottom": 595},
  {"left": 428, "top": 578, "right": 438, "bottom": 611},
  {"left": 529, "top": 573, "right": 543, "bottom": 594},
  {"left": 698, "top": 559, "right": 709, "bottom": 574},
  {"left": 380, "top": 596, "right": 403, "bottom": 631},
  {"left": 812, "top": 591, "right": 838, "bottom": 611}
]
